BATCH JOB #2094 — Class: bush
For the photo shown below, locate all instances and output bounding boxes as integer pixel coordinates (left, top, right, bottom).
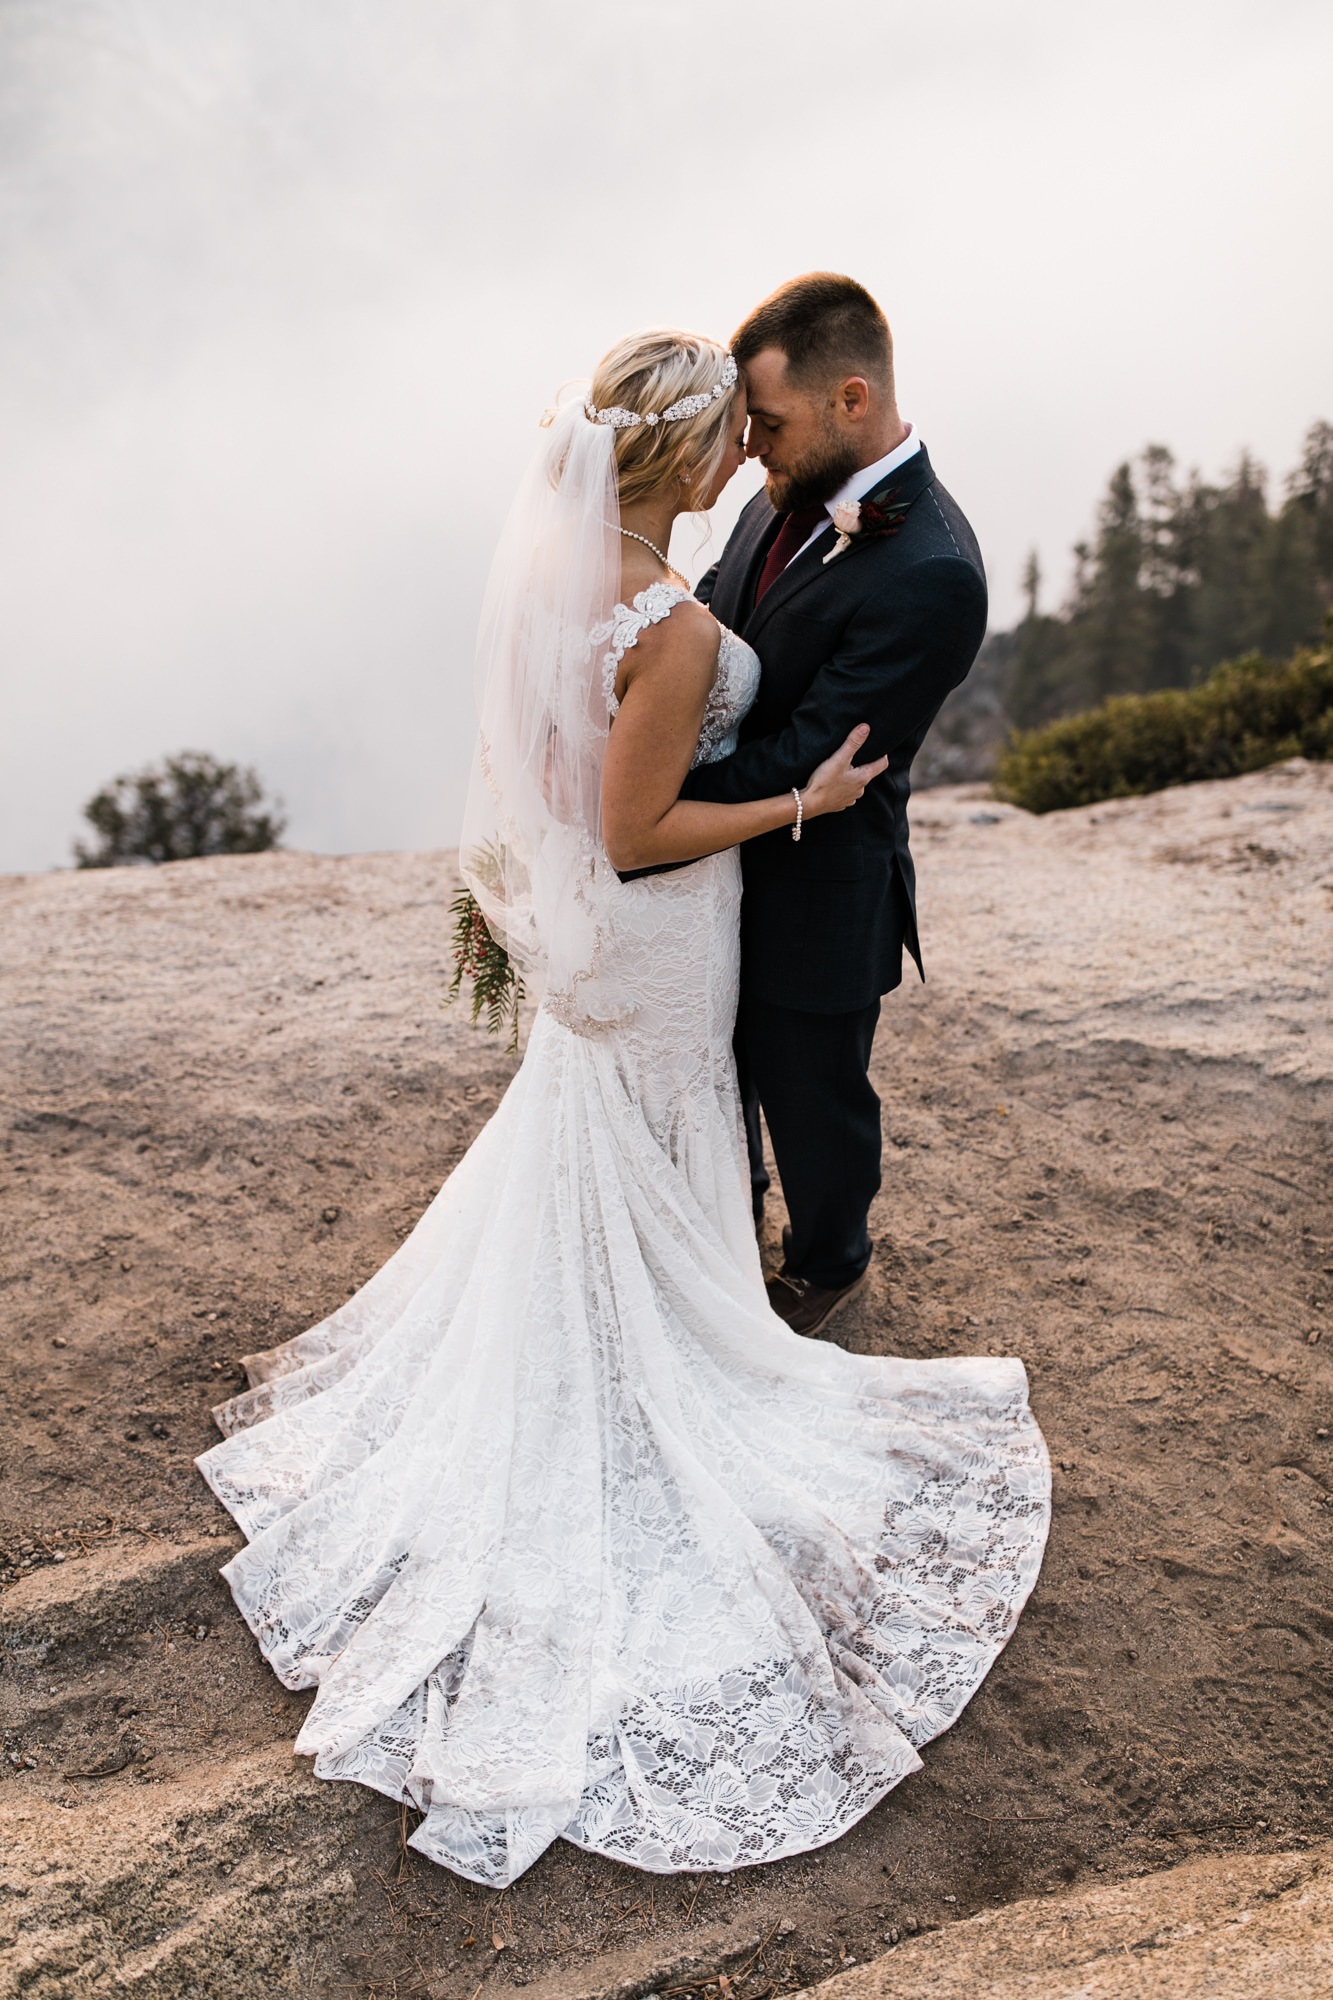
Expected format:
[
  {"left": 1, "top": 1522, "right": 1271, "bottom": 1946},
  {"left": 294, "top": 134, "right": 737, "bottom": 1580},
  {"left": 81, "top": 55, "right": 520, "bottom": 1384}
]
[
  {"left": 994, "top": 635, "right": 1333, "bottom": 815},
  {"left": 74, "top": 751, "right": 286, "bottom": 867}
]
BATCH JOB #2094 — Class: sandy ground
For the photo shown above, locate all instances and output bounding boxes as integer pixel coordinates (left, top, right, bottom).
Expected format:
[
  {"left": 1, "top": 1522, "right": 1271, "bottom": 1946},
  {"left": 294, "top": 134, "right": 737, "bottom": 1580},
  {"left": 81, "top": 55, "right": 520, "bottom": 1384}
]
[
  {"left": 796, "top": 1840, "right": 1333, "bottom": 1997},
  {"left": 2, "top": 759, "right": 1332, "bottom": 1999}
]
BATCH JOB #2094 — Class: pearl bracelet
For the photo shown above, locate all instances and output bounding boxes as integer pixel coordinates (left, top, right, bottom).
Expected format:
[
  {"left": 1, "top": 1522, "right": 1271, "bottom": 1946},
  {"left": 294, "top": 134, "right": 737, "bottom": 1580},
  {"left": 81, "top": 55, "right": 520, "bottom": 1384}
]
[{"left": 791, "top": 788, "right": 803, "bottom": 841}]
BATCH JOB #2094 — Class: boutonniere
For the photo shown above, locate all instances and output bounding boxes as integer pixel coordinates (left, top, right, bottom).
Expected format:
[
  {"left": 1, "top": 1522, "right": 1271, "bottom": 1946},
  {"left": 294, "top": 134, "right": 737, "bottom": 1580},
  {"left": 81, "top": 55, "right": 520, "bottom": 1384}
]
[{"left": 822, "top": 484, "right": 913, "bottom": 563}]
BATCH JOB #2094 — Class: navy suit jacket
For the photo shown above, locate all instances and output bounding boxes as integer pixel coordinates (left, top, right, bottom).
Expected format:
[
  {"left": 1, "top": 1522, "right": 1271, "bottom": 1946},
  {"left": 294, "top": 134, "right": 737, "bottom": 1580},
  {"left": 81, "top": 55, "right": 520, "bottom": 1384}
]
[{"left": 681, "top": 444, "right": 987, "bottom": 1012}]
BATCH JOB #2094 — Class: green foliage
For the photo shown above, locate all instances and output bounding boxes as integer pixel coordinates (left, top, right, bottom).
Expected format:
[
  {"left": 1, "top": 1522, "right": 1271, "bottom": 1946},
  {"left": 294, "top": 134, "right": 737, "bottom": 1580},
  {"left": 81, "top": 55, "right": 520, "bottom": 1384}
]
[
  {"left": 995, "top": 634, "right": 1333, "bottom": 814},
  {"left": 74, "top": 751, "right": 285, "bottom": 867},
  {"left": 446, "top": 885, "right": 524, "bottom": 1054},
  {"left": 1006, "top": 422, "right": 1333, "bottom": 732}
]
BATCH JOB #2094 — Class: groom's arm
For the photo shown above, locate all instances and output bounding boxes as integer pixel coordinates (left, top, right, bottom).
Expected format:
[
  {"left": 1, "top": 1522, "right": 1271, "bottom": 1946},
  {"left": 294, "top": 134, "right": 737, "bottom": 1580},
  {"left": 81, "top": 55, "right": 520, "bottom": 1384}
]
[
  {"left": 694, "top": 562, "right": 720, "bottom": 609},
  {"left": 681, "top": 556, "right": 986, "bottom": 804}
]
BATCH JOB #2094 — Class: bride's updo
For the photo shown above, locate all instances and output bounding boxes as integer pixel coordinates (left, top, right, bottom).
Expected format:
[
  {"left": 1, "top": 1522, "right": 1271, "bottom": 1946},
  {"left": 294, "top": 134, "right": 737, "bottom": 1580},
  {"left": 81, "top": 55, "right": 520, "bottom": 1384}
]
[{"left": 589, "top": 329, "right": 740, "bottom": 512}]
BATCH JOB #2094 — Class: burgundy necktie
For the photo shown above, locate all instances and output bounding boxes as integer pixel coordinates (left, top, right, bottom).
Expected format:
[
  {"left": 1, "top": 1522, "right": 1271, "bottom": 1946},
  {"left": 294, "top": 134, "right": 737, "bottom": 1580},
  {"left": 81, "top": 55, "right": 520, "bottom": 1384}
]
[{"left": 753, "top": 505, "right": 828, "bottom": 605}]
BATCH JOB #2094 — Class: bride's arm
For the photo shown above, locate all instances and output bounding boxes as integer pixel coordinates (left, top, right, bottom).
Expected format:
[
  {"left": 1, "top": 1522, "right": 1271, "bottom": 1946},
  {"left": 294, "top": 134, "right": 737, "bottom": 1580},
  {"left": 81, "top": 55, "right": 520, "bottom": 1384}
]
[{"left": 601, "top": 600, "right": 885, "bottom": 873}]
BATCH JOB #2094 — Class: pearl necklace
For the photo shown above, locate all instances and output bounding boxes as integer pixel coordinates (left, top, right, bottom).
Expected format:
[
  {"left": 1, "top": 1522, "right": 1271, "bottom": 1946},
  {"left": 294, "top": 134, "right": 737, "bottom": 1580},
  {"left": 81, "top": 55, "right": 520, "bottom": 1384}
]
[{"left": 618, "top": 527, "right": 687, "bottom": 585}]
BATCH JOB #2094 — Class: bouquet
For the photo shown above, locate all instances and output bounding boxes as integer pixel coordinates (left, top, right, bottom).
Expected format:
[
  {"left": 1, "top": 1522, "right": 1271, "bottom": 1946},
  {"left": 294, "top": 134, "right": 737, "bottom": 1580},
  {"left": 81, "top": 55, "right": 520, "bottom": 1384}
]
[{"left": 446, "top": 876, "right": 524, "bottom": 1054}]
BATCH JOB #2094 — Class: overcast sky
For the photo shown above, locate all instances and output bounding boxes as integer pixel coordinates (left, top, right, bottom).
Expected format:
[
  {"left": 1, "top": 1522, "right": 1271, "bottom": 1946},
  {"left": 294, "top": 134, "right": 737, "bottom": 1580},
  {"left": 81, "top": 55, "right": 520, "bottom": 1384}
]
[{"left": 2, "top": 0, "right": 1331, "bottom": 871}]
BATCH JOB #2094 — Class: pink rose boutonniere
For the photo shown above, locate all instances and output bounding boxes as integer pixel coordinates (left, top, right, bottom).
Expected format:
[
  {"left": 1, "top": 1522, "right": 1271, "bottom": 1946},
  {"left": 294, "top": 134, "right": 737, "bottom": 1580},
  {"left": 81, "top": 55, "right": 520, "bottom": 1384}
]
[{"left": 822, "top": 485, "right": 913, "bottom": 564}]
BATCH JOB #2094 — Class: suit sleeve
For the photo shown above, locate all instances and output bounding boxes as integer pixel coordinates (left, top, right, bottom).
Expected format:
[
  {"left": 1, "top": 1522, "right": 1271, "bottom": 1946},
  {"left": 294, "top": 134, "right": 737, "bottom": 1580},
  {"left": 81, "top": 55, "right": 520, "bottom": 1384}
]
[
  {"left": 680, "top": 555, "right": 987, "bottom": 804},
  {"left": 694, "top": 562, "right": 720, "bottom": 608}
]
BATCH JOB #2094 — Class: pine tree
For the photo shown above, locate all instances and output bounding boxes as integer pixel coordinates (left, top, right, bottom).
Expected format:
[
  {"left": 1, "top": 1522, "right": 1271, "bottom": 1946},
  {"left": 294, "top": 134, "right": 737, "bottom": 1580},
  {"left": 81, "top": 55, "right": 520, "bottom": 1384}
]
[
  {"left": 1064, "top": 463, "right": 1154, "bottom": 707},
  {"left": 995, "top": 427, "right": 1330, "bottom": 729},
  {"left": 1008, "top": 549, "right": 1074, "bottom": 729},
  {"left": 1289, "top": 419, "right": 1333, "bottom": 601},
  {"left": 1192, "top": 452, "right": 1273, "bottom": 666}
]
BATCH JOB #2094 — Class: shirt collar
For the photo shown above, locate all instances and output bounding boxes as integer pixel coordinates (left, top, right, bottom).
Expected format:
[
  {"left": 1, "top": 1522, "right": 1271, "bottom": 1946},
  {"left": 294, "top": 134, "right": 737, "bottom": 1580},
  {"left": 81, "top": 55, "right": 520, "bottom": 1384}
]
[{"left": 824, "top": 424, "right": 920, "bottom": 520}]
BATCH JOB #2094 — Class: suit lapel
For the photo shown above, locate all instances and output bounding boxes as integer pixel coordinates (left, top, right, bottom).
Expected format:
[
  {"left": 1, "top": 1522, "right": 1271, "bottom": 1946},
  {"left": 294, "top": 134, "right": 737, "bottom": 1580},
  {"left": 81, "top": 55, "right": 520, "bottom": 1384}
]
[
  {"left": 717, "top": 495, "right": 780, "bottom": 630},
  {"left": 742, "top": 446, "right": 938, "bottom": 642},
  {"left": 742, "top": 521, "right": 838, "bottom": 640}
]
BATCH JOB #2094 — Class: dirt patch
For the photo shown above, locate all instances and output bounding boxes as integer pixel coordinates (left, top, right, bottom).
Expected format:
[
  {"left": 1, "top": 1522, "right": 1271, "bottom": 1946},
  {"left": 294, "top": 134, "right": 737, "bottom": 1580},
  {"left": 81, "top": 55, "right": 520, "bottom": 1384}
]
[
  {"left": 797, "top": 1839, "right": 1333, "bottom": 1997},
  {"left": 2, "top": 763, "right": 1332, "bottom": 1998}
]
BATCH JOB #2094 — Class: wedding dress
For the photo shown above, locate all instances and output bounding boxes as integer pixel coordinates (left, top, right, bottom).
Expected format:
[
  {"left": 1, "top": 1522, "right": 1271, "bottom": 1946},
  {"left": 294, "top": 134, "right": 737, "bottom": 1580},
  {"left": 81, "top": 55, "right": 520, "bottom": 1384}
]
[{"left": 197, "top": 389, "right": 1049, "bottom": 1891}]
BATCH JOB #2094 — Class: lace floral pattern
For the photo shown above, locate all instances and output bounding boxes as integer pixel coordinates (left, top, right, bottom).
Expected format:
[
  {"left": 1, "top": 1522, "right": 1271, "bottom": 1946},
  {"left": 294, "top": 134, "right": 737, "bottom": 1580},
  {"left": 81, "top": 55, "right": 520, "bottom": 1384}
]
[
  {"left": 196, "top": 600, "right": 1051, "bottom": 1890},
  {"left": 593, "top": 586, "right": 760, "bottom": 768}
]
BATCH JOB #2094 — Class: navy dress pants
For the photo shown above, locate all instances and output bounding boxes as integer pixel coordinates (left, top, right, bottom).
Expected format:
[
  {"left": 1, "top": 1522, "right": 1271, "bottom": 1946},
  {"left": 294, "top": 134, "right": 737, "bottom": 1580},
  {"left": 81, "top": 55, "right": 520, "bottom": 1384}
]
[{"left": 734, "top": 991, "right": 883, "bottom": 1293}]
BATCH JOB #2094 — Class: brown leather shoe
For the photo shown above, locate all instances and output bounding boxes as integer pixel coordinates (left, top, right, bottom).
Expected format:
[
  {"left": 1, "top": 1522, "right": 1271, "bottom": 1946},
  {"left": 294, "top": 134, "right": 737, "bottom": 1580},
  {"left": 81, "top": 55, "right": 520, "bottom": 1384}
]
[{"left": 766, "top": 1269, "right": 868, "bottom": 1338}]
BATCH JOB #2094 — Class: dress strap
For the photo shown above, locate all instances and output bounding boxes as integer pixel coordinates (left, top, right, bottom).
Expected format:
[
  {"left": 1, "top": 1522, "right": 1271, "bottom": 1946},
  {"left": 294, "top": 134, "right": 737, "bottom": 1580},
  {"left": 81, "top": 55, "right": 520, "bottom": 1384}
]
[{"left": 591, "top": 583, "right": 692, "bottom": 717}]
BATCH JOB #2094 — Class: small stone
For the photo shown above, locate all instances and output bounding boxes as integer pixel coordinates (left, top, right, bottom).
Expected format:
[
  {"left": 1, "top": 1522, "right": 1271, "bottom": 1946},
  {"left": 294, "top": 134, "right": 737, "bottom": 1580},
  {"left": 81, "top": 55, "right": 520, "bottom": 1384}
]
[
  {"left": 125, "top": 1430, "right": 140, "bottom": 1442},
  {"left": 52, "top": 1337, "right": 68, "bottom": 1348},
  {"left": 323, "top": 1206, "right": 340, "bottom": 1225}
]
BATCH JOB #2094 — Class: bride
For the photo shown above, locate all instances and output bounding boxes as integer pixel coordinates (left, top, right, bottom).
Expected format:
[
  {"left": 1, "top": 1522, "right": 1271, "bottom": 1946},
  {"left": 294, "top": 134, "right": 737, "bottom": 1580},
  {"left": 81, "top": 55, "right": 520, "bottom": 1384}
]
[{"left": 197, "top": 329, "right": 1049, "bottom": 1890}]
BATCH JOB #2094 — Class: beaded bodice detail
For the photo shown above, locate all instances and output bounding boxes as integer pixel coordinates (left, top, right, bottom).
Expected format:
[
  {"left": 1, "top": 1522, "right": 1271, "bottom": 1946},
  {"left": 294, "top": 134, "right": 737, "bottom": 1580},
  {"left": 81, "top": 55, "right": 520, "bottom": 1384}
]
[{"left": 592, "top": 583, "right": 761, "bottom": 768}]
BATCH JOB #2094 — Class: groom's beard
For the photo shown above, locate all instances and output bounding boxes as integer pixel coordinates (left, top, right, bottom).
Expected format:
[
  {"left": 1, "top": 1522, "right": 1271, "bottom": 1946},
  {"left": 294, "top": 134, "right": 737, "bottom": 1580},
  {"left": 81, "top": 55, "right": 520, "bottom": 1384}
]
[{"left": 764, "top": 421, "right": 862, "bottom": 515}]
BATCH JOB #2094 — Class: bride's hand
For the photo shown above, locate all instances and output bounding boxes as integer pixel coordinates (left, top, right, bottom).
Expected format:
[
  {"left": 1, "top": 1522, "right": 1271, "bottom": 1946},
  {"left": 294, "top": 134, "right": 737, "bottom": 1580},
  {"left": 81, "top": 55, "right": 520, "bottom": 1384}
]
[{"left": 801, "top": 725, "right": 888, "bottom": 818}]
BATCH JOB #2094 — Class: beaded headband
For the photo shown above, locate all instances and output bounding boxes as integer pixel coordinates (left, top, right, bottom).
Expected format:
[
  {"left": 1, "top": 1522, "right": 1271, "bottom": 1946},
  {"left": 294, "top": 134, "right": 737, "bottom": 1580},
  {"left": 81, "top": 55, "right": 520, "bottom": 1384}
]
[{"left": 585, "top": 354, "right": 738, "bottom": 430}]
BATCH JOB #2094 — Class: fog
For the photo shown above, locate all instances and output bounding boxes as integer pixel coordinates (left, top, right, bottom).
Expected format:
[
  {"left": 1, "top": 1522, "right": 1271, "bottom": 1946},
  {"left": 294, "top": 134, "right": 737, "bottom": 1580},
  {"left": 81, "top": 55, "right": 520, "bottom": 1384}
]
[{"left": 2, "top": 0, "right": 1331, "bottom": 871}]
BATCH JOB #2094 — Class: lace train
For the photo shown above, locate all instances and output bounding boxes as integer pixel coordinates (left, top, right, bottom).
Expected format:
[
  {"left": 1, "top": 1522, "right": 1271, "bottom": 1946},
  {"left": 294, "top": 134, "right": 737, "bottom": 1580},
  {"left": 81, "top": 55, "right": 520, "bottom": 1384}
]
[
  {"left": 199, "top": 587, "right": 1049, "bottom": 1887},
  {"left": 198, "top": 857, "right": 1048, "bottom": 1889}
]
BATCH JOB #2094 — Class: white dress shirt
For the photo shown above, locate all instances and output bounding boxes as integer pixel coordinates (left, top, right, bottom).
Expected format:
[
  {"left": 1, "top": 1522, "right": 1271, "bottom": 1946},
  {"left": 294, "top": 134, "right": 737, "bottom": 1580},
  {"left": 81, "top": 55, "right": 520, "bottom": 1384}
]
[{"left": 791, "top": 423, "right": 921, "bottom": 564}]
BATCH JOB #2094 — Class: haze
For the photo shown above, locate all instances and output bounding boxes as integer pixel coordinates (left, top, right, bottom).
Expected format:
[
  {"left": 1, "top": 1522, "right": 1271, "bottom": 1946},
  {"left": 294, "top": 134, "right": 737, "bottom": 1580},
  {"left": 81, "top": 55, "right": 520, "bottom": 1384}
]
[{"left": 2, "top": 0, "right": 1330, "bottom": 871}]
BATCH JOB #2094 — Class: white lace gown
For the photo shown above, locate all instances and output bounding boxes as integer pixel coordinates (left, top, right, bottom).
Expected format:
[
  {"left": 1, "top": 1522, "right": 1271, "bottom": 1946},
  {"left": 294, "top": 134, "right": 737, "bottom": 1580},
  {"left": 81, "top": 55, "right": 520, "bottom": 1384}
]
[{"left": 197, "top": 584, "right": 1050, "bottom": 1889}]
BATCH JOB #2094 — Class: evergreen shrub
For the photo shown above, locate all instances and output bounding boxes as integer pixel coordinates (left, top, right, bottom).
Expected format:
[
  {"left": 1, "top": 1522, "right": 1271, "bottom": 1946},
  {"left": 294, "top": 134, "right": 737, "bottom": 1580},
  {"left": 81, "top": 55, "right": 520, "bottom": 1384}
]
[
  {"left": 75, "top": 751, "right": 285, "bottom": 866},
  {"left": 994, "top": 635, "right": 1333, "bottom": 815}
]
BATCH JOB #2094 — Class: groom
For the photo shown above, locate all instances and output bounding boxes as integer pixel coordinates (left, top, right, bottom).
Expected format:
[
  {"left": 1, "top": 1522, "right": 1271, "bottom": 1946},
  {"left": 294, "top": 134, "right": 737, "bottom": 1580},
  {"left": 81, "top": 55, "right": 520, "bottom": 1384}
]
[{"left": 684, "top": 273, "right": 987, "bottom": 1337}]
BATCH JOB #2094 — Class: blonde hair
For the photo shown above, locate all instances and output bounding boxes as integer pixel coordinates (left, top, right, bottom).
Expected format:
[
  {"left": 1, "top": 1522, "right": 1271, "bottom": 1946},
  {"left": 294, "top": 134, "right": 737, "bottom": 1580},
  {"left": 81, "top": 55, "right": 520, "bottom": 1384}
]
[{"left": 589, "top": 328, "right": 739, "bottom": 511}]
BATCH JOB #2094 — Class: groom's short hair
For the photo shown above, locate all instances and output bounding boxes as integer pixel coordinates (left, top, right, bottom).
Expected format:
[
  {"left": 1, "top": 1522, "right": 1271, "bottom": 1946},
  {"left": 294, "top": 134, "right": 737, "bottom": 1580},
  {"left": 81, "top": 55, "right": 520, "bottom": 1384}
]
[{"left": 732, "top": 274, "right": 893, "bottom": 394}]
